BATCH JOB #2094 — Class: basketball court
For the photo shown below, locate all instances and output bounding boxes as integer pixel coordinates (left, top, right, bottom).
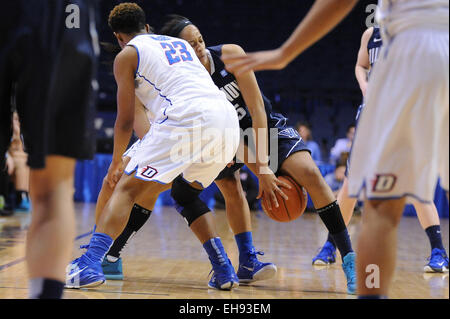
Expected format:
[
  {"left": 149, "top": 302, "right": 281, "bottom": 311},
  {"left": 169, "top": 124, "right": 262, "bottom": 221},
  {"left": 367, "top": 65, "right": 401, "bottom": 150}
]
[{"left": 1, "top": 203, "right": 448, "bottom": 299}]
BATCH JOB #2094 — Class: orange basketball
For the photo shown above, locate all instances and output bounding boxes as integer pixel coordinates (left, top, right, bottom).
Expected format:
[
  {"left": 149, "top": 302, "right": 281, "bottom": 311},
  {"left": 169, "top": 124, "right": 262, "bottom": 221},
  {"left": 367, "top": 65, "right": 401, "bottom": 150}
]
[{"left": 261, "top": 175, "right": 308, "bottom": 222}]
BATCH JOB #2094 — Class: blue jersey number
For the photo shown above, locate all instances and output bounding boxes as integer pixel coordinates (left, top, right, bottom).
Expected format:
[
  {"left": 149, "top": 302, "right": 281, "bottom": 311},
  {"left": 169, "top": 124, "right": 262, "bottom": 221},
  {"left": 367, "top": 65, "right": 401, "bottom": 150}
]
[{"left": 161, "top": 41, "right": 193, "bottom": 65}]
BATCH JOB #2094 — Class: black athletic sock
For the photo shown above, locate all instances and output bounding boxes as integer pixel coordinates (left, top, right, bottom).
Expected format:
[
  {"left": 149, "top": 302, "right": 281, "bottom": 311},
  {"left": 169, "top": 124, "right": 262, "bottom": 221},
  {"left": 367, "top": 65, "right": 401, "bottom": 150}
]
[
  {"left": 316, "top": 201, "right": 353, "bottom": 260},
  {"left": 326, "top": 233, "right": 336, "bottom": 248},
  {"left": 425, "top": 225, "right": 445, "bottom": 251},
  {"left": 29, "top": 278, "right": 64, "bottom": 299},
  {"left": 107, "top": 204, "right": 152, "bottom": 259},
  {"left": 15, "top": 190, "right": 29, "bottom": 205}
]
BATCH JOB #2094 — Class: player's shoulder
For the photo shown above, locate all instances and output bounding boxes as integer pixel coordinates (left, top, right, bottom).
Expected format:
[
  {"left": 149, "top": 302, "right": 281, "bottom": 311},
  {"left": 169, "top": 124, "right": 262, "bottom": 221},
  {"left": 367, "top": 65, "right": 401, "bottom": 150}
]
[
  {"left": 116, "top": 45, "right": 138, "bottom": 61},
  {"left": 114, "top": 46, "right": 138, "bottom": 72}
]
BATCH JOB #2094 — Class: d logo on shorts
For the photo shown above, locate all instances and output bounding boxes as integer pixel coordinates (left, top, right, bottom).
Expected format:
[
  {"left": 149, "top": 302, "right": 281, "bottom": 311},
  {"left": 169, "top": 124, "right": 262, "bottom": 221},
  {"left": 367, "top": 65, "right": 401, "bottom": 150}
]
[
  {"left": 141, "top": 166, "right": 158, "bottom": 179},
  {"left": 372, "top": 174, "right": 397, "bottom": 192}
]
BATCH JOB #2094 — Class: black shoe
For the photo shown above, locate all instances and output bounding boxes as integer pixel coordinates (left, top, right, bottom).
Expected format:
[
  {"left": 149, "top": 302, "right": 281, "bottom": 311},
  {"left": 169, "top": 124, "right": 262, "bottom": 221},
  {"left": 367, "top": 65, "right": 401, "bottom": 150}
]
[{"left": 0, "top": 207, "right": 13, "bottom": 216}]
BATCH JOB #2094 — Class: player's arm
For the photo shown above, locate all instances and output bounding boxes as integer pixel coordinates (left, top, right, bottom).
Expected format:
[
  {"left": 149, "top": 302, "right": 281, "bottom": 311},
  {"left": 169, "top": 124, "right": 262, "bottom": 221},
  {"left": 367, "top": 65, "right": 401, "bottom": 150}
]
[
  {"left": 223, "top": 45, "right": 269, "bottom": 173},
  {"left": 223, "top": 0, "right": 358, "bottom": 74},
  {"left": 355, "top": 27, "right": 373, "bottom": 97},
  {"left": 108, "top": 46, "right": 137, "bottom": 187},
  {"left": 223, "top": 44, "right": 290, "bottom": 209}
]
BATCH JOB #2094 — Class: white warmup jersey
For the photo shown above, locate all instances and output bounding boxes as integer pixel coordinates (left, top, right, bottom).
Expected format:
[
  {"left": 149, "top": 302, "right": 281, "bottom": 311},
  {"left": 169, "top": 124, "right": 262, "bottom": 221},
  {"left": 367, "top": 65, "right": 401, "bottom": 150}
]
[
  {"left": 348, "top": 0, "right": 449, "bottom": 203},
  {"left": 123, "top": 34, "right": 240, "bottom": 187}
]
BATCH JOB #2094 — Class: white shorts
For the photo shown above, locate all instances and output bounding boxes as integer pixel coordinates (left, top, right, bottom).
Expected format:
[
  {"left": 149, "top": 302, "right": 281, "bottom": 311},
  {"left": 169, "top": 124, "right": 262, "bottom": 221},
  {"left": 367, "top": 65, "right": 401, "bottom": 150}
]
[
  {"left": 348, "top": 26, "right": 449, "bottom": 203},
  {"left": 124, "top": 98, "right": 240, "bottom": 188},
  {"left": 123, "top": 139, "right": 141, "bottom": 159}
]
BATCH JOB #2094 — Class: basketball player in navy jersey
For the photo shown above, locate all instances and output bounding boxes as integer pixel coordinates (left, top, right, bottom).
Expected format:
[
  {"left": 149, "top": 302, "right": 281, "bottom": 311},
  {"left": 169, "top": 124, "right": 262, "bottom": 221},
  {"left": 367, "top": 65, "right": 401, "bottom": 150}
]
[
  {"left": 162, "top": 17, "right": 359, "bottom": 294},
  {"left": 312, "top": 26, "right": 449, "bottom": 274},
  {"left": 0, "top": 0, "right": 98, "bottom": 298}
]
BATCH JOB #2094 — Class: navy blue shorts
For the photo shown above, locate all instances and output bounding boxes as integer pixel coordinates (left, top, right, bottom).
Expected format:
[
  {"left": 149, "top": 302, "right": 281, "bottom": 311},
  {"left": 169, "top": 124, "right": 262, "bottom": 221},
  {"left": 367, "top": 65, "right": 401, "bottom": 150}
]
[{"left": 271, "top": 126, "right": 310, "bottom": 174}]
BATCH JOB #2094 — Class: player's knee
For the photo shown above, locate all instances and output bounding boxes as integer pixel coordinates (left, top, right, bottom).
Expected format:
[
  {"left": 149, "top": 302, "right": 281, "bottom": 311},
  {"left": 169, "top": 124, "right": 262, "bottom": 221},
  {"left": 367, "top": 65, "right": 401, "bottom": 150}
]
[
  {"left": 102, "top": 176, "right": 114, "bottom": 191},
  {"left": 171, "top": 176, "right": 210, "bottom": 226},
  {"left": 366, "top": 199, "right": 405, "bottom": 227},
  {"left": 295, "top": 164, "right": 323, "bottom": 189}
]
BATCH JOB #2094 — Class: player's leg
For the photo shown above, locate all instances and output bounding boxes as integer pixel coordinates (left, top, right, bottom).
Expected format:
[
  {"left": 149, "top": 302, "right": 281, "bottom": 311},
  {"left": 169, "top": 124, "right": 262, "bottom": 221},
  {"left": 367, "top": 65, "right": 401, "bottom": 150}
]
[
  {"left": 99, "top": 170, "right": 164, "bottom": 279},
  {"left": 414, "top": 202, "right": 449, "bottom": 273},
  {"left": 0, "top": 159, "right": 13, "bottom": 216},
  {"left": 278, "top": 151, "right": 356, "bottom": 293},
  {"left": 11, "top": 151, "right": 30, "bottom": 211},
  {"left": 171, "top": 176, "right": 239, "bottom": 290},
  {"left": 357, "top": 198, "right": 405, "bottom": 298},
  {"left": 26, "top": 156, "right": 76, "bottom": 298},
  {"left": 215, "top": 171, "right": 252, "bottom": 235},
  {"left": 66, "top": 173, "right": 166, "bottom": 289},
  {"left": 313, "top": 177, "right": 357, "bottom": 265},
  {"left": 215, "top": 170, "right": 277, "bottom": 283}
]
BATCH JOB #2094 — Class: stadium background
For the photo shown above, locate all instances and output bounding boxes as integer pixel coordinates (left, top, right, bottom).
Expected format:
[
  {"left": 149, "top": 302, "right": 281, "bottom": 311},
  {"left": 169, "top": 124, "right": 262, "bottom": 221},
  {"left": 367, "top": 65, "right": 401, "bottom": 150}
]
[{"left": 74, "top": 0, "right": 448, "bottom": 218}]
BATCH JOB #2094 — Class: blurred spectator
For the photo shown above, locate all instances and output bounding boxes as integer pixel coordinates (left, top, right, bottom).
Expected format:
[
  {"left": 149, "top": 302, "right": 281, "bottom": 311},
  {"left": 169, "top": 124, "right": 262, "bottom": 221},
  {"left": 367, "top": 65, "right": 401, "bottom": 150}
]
[
  {"left": 7, "top": 112, "right": 31, "bottom": 212},
  {"left": 324, "top": 160, "right": 347, "bottom": 197},
  {"left": 329, "top": 124, "right": 355, "bottom": 165},
  {"left": 296, "top": 121, "right": 322, "bottom": 163}
]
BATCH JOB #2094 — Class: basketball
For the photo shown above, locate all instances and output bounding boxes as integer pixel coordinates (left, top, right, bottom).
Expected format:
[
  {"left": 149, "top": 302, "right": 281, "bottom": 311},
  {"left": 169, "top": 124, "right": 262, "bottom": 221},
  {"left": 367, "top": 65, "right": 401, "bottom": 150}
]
[{"left": 261, "top": 175, "right": 308, "bottom": 222}]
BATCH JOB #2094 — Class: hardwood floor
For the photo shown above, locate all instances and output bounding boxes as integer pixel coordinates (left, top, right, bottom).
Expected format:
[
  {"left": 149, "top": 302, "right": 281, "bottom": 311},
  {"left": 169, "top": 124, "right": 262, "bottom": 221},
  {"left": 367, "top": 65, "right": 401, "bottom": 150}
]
[{"left": 0, "top": 202, "right": 448, "bottom": 299}]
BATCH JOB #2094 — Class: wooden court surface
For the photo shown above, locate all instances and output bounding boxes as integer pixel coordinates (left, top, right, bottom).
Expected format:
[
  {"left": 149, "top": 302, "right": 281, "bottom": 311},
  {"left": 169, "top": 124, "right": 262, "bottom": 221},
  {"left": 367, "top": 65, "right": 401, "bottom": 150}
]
[{"left": 0, "top": 202, "right": 448, "bottom": 299}]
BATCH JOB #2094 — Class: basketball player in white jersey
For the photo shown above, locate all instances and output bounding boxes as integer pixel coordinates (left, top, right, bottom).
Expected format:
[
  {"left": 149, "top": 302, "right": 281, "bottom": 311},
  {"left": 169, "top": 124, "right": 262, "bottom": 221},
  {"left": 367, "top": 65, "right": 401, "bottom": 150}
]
[
  {"left": 65, "top": 3, "right": 242, "bottom": 291},
  {"left": 313, "top": 26, "right": 449, "bottom": 274},
  {"left": 347, "top": 0, "right": 449, "bottom": 298},
  {"left": 222, "top": 0, "right": 448, "bottom": 298}
]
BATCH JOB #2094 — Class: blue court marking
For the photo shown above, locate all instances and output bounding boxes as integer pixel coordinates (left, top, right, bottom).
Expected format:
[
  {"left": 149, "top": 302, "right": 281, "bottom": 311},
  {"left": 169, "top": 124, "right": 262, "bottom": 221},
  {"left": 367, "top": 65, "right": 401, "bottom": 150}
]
[
  {"left": 0, "top": 230, "right": 94, "bottom": 272},
  {"left": 0, "top": 257, "right": 25, "bottom": 272}
]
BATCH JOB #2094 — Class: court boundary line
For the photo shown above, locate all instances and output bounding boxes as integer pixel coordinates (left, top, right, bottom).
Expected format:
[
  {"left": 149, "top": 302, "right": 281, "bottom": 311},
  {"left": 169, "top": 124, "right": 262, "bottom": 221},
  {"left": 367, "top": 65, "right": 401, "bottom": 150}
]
[{"left": 0, "top": 230, "right": 93, "bottom": 272}]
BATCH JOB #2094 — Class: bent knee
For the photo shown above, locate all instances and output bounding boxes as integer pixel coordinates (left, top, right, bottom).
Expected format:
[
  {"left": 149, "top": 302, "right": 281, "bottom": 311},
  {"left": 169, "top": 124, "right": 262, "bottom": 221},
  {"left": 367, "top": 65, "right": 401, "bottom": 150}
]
[{"left": 216, "top": 174, "right": 246, "bottom": 199}]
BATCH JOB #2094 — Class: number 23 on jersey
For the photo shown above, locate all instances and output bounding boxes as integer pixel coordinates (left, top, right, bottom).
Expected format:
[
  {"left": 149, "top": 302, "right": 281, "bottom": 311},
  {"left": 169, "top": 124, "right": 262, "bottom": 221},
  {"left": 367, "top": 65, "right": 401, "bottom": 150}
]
[{"left": 160, "top": 41, "right": 193, "bottom": 65}]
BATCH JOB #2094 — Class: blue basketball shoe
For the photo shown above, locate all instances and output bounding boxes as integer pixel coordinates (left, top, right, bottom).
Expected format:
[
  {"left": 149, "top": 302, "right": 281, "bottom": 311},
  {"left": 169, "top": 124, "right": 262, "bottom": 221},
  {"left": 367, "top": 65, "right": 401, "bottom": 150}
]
[
  {"left": 312, "top": 241, "right": 336, "bottom": 265},
  {"left": 424, "top": 248, "right": 449, "bottom": 273},
  {"left": 237, "top": 249, "right": 277, "bottom": 283},
  {"left": 15, "top": 198, "right": 31, "bottom": 213},
  {"left": 208, "top": 258, "right": 239, "bottom": 290},
  {"left": 65, "top": 255, "right": 105, "bottom": 289},
  {"left": 342, "top": 252, "right": 356, "bottom": 295},
  {"left": 102, "top": 256, "right": 124, "bottom": 280}
]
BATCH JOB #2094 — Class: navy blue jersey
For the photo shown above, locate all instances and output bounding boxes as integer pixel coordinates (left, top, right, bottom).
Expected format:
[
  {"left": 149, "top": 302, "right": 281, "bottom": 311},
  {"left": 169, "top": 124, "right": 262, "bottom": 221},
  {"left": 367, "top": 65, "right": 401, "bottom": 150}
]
[
  {"left": 207, "top": 45, "right": 310, "bottom": 179},
  {"left": 368, "top": 27, "right": 382, "bottom": 69},
  {"left": 207, "top": 45, "right": 285, "bottom": 131}
]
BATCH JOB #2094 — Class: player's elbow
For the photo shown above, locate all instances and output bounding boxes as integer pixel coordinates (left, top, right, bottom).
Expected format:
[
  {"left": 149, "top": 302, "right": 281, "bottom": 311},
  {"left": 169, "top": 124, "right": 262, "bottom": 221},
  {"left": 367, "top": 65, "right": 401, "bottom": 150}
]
[{"left": 115, "top": 117, "right": 134, "bottom": 133}]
